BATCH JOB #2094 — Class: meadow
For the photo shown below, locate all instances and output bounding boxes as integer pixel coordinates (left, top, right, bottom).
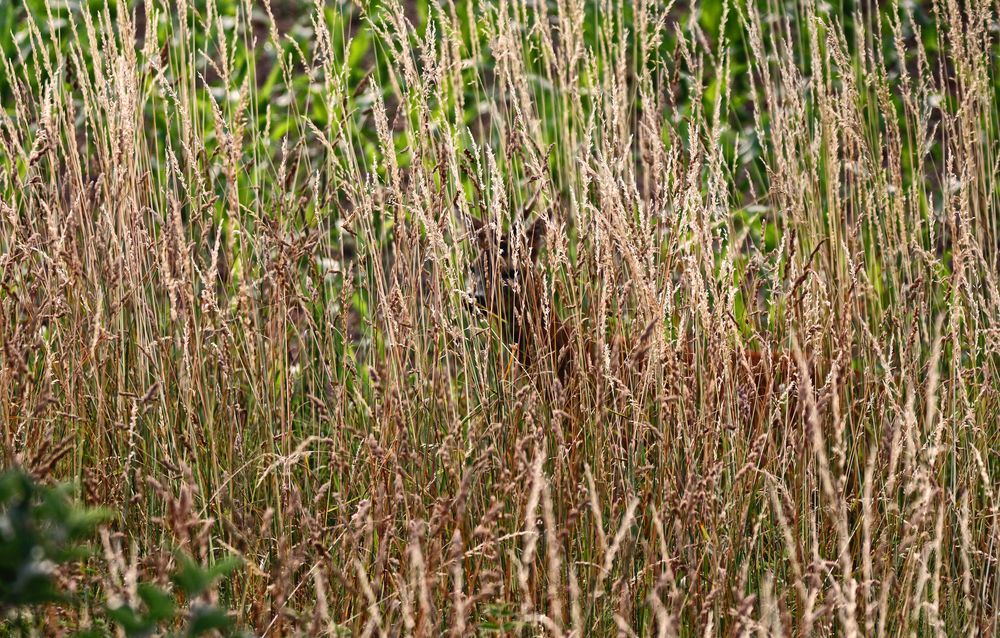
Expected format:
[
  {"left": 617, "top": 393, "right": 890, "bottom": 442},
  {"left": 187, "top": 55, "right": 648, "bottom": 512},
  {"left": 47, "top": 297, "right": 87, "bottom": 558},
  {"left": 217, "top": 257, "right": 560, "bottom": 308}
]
[{"left": 2, "top": 0, "right": 1000, "bottom": 634}]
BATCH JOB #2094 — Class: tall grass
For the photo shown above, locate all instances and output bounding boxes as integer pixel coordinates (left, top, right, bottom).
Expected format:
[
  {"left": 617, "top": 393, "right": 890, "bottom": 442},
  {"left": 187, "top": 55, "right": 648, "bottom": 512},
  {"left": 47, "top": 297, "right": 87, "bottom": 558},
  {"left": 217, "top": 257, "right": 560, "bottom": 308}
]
[{"left": 2, "top": 0, "right": 1000, "bottom": 634}]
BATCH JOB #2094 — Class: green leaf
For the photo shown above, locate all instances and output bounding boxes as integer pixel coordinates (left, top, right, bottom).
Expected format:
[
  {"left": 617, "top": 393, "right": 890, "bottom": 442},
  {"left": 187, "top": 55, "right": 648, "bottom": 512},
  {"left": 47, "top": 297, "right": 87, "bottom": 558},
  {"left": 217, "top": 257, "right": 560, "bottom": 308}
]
[
  {"left": 106, "top": 604, "right": 155, "bottom": 637},
  {"left": 206, "top": 555, "right": 243, "bottom": 581},
  {"left": 186, "top": 604, "right": 235, "bottom": 637},
  {"left": 138, "top": 583, "right": 177, "bottom": 623},
  {"left": 172, "top": 552, "right": 242, "bottom": 598},
  {"left": 172, "top": 554, "right": 213, "bottom": 597}
]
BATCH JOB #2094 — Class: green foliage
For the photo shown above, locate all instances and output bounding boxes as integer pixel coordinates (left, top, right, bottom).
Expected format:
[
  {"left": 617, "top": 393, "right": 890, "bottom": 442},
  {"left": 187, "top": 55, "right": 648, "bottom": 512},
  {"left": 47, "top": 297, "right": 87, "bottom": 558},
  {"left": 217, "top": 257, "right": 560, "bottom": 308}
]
[
  {"left": 0, "top": 470, "right": 111, "bottom": 609},
  {"left": 0, "top": 469, "right": 248, "bottom": 637}
]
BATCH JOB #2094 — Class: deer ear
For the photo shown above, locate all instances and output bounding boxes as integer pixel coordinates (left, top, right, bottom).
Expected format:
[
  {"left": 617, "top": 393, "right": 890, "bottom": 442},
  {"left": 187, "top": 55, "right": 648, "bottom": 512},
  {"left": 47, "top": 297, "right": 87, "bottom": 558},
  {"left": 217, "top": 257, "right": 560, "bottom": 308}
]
[
  {"left": 467, "top": 214, "right": 487, "bottom": 246},
  {"left": 526, "top": 216, "right": 546, "bottom": 262}
]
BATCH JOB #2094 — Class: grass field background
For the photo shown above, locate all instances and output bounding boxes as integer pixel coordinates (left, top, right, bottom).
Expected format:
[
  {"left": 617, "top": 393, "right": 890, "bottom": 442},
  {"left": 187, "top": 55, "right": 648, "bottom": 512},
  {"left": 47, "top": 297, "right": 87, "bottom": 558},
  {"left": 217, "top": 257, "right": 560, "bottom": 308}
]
[{"left": 2, "top": 0, "right": 1000, "bottom": 634}]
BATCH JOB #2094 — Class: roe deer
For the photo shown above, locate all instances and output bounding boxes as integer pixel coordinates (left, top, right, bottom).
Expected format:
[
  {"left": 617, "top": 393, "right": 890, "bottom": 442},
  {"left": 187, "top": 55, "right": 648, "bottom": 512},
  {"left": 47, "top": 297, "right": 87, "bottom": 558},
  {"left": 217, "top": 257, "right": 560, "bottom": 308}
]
[
  {"left": 467, "top": 212, "right": 574, "bottom": 381},
  {"left": 466, "top": 209, "right": 789, "bottom": 428}
]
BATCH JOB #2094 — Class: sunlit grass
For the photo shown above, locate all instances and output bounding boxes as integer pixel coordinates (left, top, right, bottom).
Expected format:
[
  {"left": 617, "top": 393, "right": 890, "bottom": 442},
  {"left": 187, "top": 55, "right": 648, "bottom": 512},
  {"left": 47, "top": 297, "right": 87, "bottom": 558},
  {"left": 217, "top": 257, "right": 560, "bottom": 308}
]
[{"left": 2, "top": 0, "right": 999, "bottom": 634}]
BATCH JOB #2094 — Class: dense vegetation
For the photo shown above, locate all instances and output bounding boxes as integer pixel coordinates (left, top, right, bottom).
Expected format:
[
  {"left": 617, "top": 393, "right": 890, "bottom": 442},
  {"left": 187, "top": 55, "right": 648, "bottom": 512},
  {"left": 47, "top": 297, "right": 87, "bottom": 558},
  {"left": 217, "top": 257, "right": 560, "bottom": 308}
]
[{"left": 2, "top": 0, "right": 1000, "bottom": 634}]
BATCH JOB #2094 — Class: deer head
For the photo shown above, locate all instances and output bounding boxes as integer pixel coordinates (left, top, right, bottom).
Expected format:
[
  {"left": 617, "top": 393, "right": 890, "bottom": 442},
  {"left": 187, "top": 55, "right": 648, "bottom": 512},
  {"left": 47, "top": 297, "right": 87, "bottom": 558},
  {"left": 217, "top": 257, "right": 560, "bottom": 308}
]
[{"left": 467, "top": 212, "right": 549, "bottom": 358}]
